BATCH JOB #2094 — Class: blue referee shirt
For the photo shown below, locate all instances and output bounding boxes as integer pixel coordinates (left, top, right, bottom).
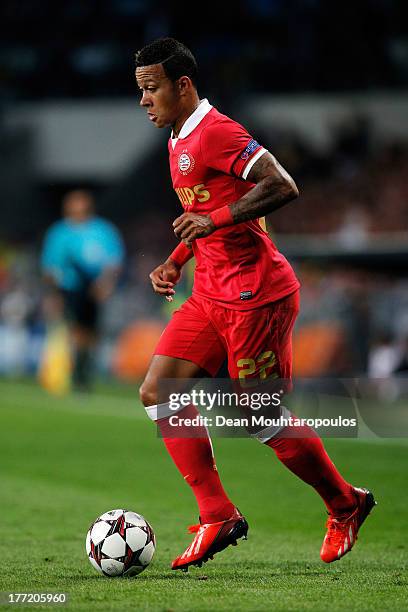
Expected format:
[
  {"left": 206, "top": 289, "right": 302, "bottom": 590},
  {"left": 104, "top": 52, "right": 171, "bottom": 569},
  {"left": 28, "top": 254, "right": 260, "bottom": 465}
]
[{"left": 41, "top": 217, "right": 125, "bottom": 291}]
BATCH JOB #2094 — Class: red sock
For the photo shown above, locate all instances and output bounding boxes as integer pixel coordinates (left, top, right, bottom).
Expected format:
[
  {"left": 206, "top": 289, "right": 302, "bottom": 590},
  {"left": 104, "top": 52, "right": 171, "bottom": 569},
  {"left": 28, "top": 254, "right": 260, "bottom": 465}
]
[
  {"left": 267, "top": 417, "right": 355, "bottom": 514},
  {"left": 158, "top": 404, "right": 235, "bottom": 524}
]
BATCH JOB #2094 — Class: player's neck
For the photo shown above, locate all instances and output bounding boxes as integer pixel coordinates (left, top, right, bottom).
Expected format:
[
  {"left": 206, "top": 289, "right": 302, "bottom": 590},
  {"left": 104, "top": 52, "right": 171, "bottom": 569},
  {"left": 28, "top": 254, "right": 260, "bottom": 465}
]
[
  {"left": 67, "top": 214, "right": 92, "bottom": 224},
  {"left": 172, "top": 94, "right": 201, "bottom": 138}
]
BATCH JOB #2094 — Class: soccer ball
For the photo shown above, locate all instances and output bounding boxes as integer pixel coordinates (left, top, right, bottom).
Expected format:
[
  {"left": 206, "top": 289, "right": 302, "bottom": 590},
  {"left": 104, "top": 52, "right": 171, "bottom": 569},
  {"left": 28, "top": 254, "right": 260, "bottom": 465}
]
[{"left": 86, "top": 509, "right": 156, "bottom": 577}]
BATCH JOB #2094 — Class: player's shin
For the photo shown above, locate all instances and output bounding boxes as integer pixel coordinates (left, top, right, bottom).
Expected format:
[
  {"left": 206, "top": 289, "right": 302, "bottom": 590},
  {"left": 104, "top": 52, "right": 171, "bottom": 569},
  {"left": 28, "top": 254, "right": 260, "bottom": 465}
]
[
  {"left": 144, "top": 402, "right": 235, "bottom": 524},
  {"left": 251, "top": 408, "right": 355, "bottom": 514}
]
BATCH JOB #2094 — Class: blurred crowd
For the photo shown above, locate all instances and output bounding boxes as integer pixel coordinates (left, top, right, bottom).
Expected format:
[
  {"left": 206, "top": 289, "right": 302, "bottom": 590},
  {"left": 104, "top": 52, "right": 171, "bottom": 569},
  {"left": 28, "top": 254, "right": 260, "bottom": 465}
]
[
  {"left": 261, "top": 116, "right": 408, "bottom": 238},
  {"left": 0, "top": 0, "right": 407, "bottom": 101},
  {"left": 296, "top": 264, "right": 408, "bottom": 376}
]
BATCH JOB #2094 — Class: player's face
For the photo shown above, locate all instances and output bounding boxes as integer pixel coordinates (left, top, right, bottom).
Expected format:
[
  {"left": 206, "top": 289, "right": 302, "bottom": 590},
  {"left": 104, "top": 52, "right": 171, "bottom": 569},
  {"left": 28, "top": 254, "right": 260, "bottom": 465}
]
[
  {"left": 136, "top": 64, "right": 182, "bottom": 129},
  {"left": 63, "top": 192, "right": 93, "bottom": 223}
]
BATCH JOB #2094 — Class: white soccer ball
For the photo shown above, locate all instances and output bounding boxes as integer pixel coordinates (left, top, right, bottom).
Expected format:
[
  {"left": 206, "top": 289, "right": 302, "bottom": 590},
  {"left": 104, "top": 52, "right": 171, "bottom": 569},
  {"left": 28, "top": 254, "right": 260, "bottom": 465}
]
[{"left": 86, "top": 509, "right": 156, "bottom": 577}]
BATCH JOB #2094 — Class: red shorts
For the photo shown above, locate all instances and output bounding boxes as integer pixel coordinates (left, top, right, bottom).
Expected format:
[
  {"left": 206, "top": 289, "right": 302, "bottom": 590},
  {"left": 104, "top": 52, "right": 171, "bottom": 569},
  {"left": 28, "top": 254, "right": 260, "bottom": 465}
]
[{"left": 154, "top": 290, "right": 299, "bottom": 381}]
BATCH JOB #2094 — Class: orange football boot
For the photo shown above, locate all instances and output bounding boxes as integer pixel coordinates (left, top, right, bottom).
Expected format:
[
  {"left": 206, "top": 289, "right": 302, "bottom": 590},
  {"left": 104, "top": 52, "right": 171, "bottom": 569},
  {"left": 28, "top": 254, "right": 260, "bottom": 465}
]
[
  {"left": 172, "top": 507, "right": 248, "bottom": 571},
  {"left": 320, "top": 487, "right": 376, "bottom": 563}
]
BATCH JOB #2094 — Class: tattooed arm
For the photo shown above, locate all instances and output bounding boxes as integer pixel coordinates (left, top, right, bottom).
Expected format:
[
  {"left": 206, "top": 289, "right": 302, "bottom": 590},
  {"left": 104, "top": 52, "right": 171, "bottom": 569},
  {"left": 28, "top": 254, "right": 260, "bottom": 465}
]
[
  {"left": 229, "top": 151, "right": 298, "bottom": 223},
  {"left": 173, "top": 151, "right": 298, "bottom": 246}
]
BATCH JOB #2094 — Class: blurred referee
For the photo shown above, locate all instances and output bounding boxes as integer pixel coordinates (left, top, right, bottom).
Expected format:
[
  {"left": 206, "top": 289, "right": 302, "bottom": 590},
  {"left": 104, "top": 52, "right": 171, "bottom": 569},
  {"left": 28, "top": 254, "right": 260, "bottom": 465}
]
[{"left": 41, "top": 190, "right": 125, "bottom": 391}]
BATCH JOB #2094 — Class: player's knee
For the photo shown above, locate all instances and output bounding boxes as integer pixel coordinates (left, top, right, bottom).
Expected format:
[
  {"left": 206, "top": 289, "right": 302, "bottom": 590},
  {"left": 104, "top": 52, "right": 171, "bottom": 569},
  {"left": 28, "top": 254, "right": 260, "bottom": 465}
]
[{"left": 139, "top": 380, "right": 158, "bottom": 407}]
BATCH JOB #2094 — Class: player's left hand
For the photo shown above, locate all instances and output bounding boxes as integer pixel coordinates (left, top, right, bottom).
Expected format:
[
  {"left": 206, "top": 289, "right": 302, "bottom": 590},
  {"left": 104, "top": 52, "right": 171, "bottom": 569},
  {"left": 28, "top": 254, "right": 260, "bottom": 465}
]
[{"left": 173, "top": 213, "right": 215, "bottom": 247}]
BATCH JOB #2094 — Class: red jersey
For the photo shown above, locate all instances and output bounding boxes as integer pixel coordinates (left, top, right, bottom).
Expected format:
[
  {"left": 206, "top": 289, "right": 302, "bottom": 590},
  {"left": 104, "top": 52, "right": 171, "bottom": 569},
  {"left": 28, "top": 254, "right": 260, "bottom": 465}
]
[{"left": 168, "top": 99, "right": 300, "bottom": 310}]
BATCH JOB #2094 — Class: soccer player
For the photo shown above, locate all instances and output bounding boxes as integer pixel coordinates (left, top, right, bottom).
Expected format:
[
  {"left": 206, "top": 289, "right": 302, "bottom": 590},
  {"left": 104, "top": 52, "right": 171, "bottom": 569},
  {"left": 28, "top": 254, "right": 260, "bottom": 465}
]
[
  {"left": 135, "top": 38, "right": 375, "bottom": 571},
  {"left": 41, "top": 190, "right": 124, "bottom": 390}
]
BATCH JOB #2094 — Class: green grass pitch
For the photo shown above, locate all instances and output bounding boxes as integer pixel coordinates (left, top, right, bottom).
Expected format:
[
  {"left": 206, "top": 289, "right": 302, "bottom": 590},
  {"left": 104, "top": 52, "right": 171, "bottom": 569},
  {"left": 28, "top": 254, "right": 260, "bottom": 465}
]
[{"left": 0, "top": 379, "right": 407, "bottom": 611}]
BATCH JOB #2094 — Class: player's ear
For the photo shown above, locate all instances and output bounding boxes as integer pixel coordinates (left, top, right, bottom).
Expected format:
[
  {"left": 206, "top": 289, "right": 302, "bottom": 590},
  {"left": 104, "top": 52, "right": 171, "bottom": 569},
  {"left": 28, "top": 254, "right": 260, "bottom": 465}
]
[{"left": 177, "top": 76, "right": 192, "bottom": 96}]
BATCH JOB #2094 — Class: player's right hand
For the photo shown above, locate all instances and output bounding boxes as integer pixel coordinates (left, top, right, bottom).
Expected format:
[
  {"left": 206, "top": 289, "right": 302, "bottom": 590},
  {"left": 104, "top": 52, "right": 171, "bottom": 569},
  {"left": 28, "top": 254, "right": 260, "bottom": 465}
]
[{"left": 149, "top": 259, "right": 181, "bottom": 301}]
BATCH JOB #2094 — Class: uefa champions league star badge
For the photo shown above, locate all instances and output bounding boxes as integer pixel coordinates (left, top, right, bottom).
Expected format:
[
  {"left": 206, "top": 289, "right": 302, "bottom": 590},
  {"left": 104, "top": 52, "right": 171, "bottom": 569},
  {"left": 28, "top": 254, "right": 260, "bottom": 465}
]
[{"left": 178, "top": 149, "right": 195, "bottom": 175}]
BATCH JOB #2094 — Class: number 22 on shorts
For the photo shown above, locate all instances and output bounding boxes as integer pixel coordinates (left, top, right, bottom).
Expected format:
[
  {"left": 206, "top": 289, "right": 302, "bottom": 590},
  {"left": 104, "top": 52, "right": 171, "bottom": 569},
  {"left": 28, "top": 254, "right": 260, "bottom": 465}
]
[{"left": 237, "top": 351, "right": 278, "bottom": 384}]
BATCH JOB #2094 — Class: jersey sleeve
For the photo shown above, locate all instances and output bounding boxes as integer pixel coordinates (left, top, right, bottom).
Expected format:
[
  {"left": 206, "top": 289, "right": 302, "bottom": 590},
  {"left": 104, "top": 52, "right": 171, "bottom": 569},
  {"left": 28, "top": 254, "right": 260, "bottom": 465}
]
[{"left": 199, "top": 119, "right": 267, "bottom": 180}]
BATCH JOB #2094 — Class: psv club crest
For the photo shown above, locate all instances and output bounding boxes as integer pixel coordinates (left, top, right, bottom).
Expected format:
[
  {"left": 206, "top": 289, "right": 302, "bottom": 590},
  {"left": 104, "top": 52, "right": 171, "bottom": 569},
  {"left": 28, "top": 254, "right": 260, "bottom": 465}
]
[{"left": 178, "top": 149, "right": 195, "bottom": 175}]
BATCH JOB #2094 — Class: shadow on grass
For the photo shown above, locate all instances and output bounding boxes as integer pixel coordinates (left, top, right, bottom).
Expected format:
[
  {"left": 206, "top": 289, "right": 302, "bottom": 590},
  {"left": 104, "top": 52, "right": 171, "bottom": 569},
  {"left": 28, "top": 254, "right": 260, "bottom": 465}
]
[{"left": 74, "top": 561, "right": 338, "bottom": 584}]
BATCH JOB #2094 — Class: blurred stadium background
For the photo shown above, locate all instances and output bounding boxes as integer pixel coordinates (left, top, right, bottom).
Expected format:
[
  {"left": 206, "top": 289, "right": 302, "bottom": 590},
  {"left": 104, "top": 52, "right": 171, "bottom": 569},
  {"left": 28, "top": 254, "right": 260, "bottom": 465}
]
[
  {"left": 1, "top": 4, "right": 408, "bottom": 610},
  {"left": 1, "top": 0, "right": 408, "bottom": 385}
]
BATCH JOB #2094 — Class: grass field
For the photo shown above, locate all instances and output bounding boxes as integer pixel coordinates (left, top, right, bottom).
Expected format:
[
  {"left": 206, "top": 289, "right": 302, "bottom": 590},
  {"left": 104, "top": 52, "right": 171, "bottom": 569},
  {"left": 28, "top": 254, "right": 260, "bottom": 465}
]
[{"left": 0, "top": 379, "right": 407, "bottom": 611}]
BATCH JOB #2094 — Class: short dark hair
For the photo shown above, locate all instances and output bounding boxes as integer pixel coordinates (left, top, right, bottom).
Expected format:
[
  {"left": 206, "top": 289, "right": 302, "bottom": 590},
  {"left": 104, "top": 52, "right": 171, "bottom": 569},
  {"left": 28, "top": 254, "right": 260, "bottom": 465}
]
[{"left": 135, "top": 37, "right": 198, "bottom": 87}]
